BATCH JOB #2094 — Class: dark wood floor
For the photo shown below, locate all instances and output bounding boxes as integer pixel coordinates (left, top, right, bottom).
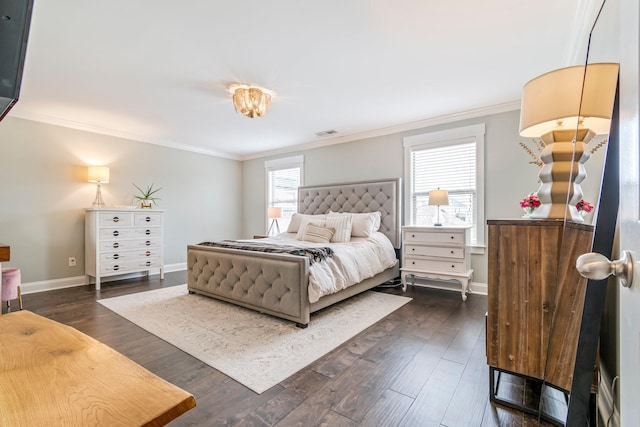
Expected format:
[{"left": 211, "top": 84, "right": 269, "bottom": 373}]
[{"left": 9, "top": 272, "right": 563, "bottom": 426}]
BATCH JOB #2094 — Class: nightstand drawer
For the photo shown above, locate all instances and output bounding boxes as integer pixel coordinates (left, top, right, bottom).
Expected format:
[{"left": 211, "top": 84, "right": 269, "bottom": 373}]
[
  {"left": 403, "top": 230, "right": 464, "bottom": 245},
  {"left": 404, "top": 245, "right": 464, "bottom": 259},
  {"left": 404, "top": 257, "right": 466, "bottom": 274}
]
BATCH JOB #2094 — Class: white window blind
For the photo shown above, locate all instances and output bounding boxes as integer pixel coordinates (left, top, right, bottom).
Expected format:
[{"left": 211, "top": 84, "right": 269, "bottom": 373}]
[
  {"left": 265, "top": 156, "right": 303, "bottom": 233},
  {"left": 404, "top": 124, "right": 485, "bottom": 247}
]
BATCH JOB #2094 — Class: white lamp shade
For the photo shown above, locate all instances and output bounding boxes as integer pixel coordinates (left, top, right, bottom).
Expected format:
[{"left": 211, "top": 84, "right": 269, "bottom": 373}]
[
  {"left": 519, "top": 62, "right": 619, "bottom": 137},
  {"left": 428, "top": 189, "right": 449, "bottom": 206},
  {"left": 268, "top": 207, "right": 282, "bottom": 219},
  {"left": 87, "top": 166, "right": 110, "bottom": 183}
]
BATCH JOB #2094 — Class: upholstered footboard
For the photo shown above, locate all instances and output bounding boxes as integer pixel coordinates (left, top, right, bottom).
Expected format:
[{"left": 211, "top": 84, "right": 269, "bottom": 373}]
[{"left": 187, "top": 244, "right": 312, "bottom": 325}]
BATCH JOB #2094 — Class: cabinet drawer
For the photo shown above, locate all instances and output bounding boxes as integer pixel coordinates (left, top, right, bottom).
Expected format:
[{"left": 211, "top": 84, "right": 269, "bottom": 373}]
[
  {"left": 404, "top": 257, "right": 466, "bottom": 274},
  {"left": 99, "top": 227, "right": 162, "bottom": 240},
  {"left": 99, "top": 238, "right": 161, "bottom": 252},
  {"left": 403, "top": 230, "right": 464, "bottom": 245},
  {"left": 100, "top": 257, "right": 162, "bottom": 274},
  {"left": 134, "top": 213, "right": 163, "bottom": 226},
  {"left": 404, "top": 245, "right": 464, "bottom": 259},
  {"left": 99, "top": 213, "right": 132, "bottom": 226},
  {"left": 100, "top": 248, "right": 161, "bottom": 262}
]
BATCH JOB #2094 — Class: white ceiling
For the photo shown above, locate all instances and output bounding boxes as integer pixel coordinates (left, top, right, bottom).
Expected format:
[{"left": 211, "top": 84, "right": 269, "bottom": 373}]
[{"left": 10, "top": 0, "right": 588, "bottom": 160}]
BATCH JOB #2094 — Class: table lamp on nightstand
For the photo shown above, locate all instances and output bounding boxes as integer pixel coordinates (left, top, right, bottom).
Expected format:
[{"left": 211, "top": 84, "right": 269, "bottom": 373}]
[
  {"left": 267, "top": 207, "right": 282, "bottom": 235},
  {"left": 428, "top": 189, "right": 449, "bottom": 226}
]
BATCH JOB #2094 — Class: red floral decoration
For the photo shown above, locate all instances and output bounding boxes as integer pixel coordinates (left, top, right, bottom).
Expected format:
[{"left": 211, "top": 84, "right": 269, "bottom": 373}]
[
  {"left": 576, "top": 198, "right": 595, "bottom": 213},
  {"left": 520, "top": 194, "right": 541, "bottom": 209}
]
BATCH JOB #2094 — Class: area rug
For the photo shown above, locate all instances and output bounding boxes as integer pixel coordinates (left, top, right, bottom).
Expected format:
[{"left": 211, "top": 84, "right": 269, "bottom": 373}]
[{"left": 98, "top": 285, "right": 411, "bottom": 394}]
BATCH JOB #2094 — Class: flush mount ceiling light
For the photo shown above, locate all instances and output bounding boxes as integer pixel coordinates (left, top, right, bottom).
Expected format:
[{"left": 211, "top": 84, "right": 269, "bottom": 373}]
[{"left": 228, "top": 84, "right": 274, "bottom": 118}]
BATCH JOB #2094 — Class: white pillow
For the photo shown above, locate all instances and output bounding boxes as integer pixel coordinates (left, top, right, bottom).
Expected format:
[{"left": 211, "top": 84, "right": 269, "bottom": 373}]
[
  {"left": 325, "top": 214, "right": 352, "bottom": 243},
  {"left": 329, "top": 211, "right": 381, "bottom": 237},
  {"left": 301, "top": 223, "right": 335, "bottom": 243},
  {"left": 296, "top": 217, "right": 326, "bottom": 240},
  {"left": 287, "top": 213, "right": 327, "bottom": 233}
]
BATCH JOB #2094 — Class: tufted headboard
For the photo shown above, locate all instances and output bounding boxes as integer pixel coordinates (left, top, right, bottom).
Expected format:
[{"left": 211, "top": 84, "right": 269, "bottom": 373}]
[{"left": 298, "top": 178, "right": 402, "bottom": 249}]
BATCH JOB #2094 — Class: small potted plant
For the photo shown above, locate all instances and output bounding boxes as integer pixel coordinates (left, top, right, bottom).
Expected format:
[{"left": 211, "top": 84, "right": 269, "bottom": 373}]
[
  {"left": 520, "top": 193, "right": 541, "bottom": 215},
  {"left": 576, "top": 198, "right": 595, "bottom": 217},
  {"left": 133, "top": 183, "right": 162, "bottom": 208}
]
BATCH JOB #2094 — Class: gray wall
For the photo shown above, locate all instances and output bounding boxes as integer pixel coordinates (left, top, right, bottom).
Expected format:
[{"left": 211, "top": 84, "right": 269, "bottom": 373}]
[
  {"left": 0, "top": 117, "right": 242, "bottom": 284},
  {"left": 242, "top": 109, "right": 606, "bottom": 285}
]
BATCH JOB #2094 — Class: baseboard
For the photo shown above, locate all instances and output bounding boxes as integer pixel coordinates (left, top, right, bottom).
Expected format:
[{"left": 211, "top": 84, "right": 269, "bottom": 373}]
[
  {"left": 598, "top": 365, "right": 620, "bottom": 427},
  {"left": 20, "top": 262, "right": 188, "bottom": 295}
]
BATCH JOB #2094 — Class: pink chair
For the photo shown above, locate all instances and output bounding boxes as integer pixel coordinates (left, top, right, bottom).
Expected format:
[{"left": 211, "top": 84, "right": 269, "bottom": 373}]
[{"left": 2, "top": 268, "right": 23, "bottom": 312}]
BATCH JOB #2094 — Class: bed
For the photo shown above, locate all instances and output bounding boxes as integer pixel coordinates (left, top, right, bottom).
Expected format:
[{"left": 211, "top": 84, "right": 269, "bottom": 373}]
[{"left": 187, "top": 178, "right": 401, "bottom": 327}]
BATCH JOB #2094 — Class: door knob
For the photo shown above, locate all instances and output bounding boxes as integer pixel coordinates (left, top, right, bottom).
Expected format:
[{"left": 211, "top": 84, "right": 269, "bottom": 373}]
[{"left": 576, "top": 251, "right": 634, "bottom": 288}]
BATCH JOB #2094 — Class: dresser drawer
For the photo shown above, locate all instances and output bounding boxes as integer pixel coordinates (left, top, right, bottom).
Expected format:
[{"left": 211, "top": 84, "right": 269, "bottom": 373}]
[
  {"left": 134, "top": 213, "right": 163, "bottom": 226},
  {"left": 403, "top": 230, "right": 464, "bottom": 245},
  {"left": 100, "top": 257, "right": 162, "bottom": 274},
  {"left": 99, "top": 213, "right": 133, "bottom": 226},
  {"left": 404, "top": 257, "right": 466, "bottom": 274},
  {"left": 99, "top": 227, "right": 162, "bottom": 240},
  {"left": 98, "top": 238, "right": 161, "bottom": 252},
  {"left": 100, "top": 248, "right": 161, "bottom": 263},
  {"left": 404, "top": 245, "right": 463, "bottom": 259}
]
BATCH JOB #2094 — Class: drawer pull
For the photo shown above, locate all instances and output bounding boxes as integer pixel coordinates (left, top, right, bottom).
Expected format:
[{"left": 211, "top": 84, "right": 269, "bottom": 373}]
[
  {"left": 145, "top": 217, "right": 151, "bottom": 222},
  {"left": 113, "top": 243, "right": 119, "bottom": 249},
  {"left": 112, "top": 216, "right": 120, "bottom": 223},
  {"left": 412, "top": 234, "right": 415, "bottom": 238},
  {"left": 145, "top": 240, "right": 151, "bottom": 246},
  {"left": 113, "top": 230, "right": 119, "bottom": 237},
  {"left": 145, "top": 261, "right": 151, "bottom": 267},
  {"left": 411, "top": 248, "right": 415, "bottom": 252},
  {"left": 145, "top": 250, "right": 151, "bottom": 256},
  {"left": 450, "top": 235, "right": 454, "bottom": 239},
  {"left": 412, "top": 261, "right": 415, "bottom": 265},
  {"left": 451, "top": 250, "right": 454, "bottom": 254},
  {"left": 145, "top": 230, "right": 151, "bottom": 235},
  {"left": 113, "top": 254, "right": 119, "bottom": 260},
  {"left": 451, "top": 265, "right": 455, "bottom": 268},
  {"left": 113, "top": 265, "right": 119, "bottom": 271}
]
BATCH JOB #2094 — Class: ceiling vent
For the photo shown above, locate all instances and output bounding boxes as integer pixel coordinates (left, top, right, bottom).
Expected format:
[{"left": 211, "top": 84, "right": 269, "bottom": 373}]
[{"left": 314, "top": 129, "right": 338, "bottom": 137}]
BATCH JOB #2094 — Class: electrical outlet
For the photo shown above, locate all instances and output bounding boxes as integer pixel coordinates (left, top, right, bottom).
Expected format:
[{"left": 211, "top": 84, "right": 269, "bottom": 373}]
[{"left": 68, "top": 257, "right": 77, "bottom": 267}]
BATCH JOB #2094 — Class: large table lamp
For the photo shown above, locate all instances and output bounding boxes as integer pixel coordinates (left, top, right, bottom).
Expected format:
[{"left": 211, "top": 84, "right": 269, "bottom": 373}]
[
  {"left": 88, "top": 166, "right": 110, "bottom": 208},
  {"left": 428, "top": 189, "right": 449, "bottom": 226},
  {"left": 519, "top": 62, "right": 618, "bottom": 222}
]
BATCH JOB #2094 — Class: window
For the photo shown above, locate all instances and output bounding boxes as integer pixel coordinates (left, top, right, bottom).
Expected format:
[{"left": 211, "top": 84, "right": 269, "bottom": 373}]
[
  {"left": 265, "top": 155, "right": 304, "bottom": 233},
  {"left": 403, "top": 124, "right": 485, "bottom": 248}
]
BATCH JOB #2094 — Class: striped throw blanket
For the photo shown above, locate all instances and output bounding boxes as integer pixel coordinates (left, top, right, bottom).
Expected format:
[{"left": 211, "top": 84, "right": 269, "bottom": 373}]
[{"left": 197, "top": 240, "right": 334, "bottom": 265}]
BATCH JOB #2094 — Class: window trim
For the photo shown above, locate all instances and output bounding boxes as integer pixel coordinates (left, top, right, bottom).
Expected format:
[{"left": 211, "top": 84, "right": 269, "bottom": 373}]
[
  {"left": 264, "top": 155, "right": 304, "bottom": 233},
  {"left": 403, "top": 123, "right": 485, "bottom": 251}
]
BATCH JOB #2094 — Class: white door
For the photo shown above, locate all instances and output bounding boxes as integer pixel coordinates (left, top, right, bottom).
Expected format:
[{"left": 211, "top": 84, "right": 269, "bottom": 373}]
[{"left": 618, "top": 0, "right": 639, "bottom": 423}]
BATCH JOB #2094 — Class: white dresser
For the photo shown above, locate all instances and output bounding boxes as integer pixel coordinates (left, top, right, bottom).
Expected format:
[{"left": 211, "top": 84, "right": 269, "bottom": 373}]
[
  {"left": 85, "top": 208, "right": 164, "bottom": 290},
  {"left": 400, "top": 225, "right": 473, "bottom": 300}
]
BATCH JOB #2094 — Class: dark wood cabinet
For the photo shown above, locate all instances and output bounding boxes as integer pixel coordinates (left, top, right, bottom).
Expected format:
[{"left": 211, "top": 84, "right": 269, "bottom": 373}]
[{"left": 486, "top": 219, "right": 593, "bottom": 392}]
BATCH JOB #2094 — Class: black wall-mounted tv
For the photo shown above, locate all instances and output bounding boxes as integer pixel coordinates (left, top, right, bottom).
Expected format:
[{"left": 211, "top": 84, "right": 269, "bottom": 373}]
[{"left": 0, "top": 0, "right": 34, "bottom": 121}]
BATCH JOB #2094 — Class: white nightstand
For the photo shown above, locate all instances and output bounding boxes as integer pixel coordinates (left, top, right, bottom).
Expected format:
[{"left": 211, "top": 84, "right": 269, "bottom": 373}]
[{"left": 400, "top": 225, "right": 473, "bottom": 301}]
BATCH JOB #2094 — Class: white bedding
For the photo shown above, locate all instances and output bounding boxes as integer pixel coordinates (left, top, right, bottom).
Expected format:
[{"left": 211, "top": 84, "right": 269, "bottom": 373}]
[{"left": 256, "top": 232, "right": 397, "bottom": 303}]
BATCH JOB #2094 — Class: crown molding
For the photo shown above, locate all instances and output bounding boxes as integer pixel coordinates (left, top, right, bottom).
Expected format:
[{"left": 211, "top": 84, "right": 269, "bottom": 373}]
[
  {"left": 8, "top": 110, "right": 241, "bottom": 160},
  {"left": 241, "top": 100, "right": 521, "bottom": 161}
]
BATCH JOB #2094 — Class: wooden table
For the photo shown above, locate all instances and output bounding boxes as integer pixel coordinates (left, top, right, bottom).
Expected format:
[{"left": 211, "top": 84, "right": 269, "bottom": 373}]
[
  {"left": 0, "top": 310, "right": 196, "bottom": 426},
  {"left": 0, "top": 244, "right": 9, "bottom": 315}
]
